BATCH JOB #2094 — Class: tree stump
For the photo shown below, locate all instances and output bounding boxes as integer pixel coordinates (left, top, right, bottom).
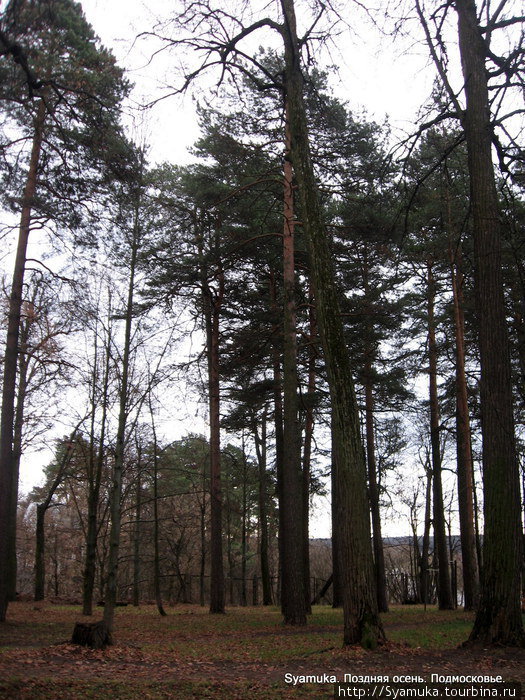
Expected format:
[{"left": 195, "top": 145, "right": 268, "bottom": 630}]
[{"left": 71, "top": 620, "right": 112, "bottom": 649}]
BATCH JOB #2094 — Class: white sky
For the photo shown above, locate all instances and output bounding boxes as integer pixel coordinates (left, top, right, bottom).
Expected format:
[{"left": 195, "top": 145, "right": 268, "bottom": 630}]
[{"left": 79, "top": 0, "right": 438, "bottom": 162}]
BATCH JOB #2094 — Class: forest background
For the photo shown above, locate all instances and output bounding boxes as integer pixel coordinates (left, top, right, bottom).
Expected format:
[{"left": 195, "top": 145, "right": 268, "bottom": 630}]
[
  {"left": 7, "top": 0, "right": 457, "bottom": 536},
  {"left": 0, "top": 0, "right": 524, "bottom": 655}
]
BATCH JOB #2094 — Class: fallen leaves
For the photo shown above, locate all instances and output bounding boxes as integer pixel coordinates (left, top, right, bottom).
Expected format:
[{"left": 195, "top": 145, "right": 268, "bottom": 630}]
[{"left": 1, "top": 602, "right": 524, "bottom": 700}]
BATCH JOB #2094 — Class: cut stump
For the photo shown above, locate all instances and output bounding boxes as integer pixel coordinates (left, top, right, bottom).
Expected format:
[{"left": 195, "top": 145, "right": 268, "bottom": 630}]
[{"left": 71, "top": 620, "right": 112, "bottom": 649}]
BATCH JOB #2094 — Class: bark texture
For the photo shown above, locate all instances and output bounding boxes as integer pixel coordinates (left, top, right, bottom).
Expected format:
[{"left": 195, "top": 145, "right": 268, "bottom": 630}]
[
  {"left": 450, "top": 245, "right": 479, "bottom": 610},
  {"left": 83, "top": 324, "right": 111, "bottom": 616},
  {"left": 0, "top": 99, "right": 46, "bottom": 621},
  {"left": 253, "top": 413, "right": 273, "bottom": 605},
  {"left": 71, "top": 620, "right": 112, "bottom": 650},
  {"left": 455, "top": 0, "right": 524, "bottom": 645},
  {"left": 364, "top": 360, "right": 389, "bottom": 613},
  {"left": 302, "top": 293, "right": 316, "bottom": 614},
  {"left": 362, "top": 251, "right": 388, "bottom": 613},
  {"left": 280, "top": 113, "right": 306, "bottom": 625},
  {"left": 279, "top": 0, "right": 384, "bottom": 647},
  {"left": 8, "top": 306, "right": 31, "bottom": 600},
  {"left": 151, "top": 412, "right": 167, "bottom": 617},
  {"left": 427, "top": 260, "right": 454, "bottom": 610},
  {"left": 103, "top": 197, "right": 141, "bottom": 633},
  {"left": 199, "top": 224, "right": 225, "bottom": 615}
]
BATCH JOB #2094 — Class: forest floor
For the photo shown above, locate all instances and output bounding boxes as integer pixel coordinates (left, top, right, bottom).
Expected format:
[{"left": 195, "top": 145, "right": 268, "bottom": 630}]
[{"left": 0, "top": 602, "right": 524, "bottom": 699}]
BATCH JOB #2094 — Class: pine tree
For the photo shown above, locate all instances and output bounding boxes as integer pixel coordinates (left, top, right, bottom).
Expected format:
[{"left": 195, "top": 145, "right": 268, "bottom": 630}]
[{"left": 0, "top": 0, "right": 129, "bottom": 622}]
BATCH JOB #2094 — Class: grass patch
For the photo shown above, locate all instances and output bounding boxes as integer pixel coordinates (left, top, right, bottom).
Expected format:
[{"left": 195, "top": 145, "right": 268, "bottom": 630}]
[
  {"left": 1, "top": 601, "right": 523, "bottom": 700},
  {"left": 383, "top": 605, "right": 474, "bottom": 648},
  {"left": 0, "top": 602, "right": 476, "bottom": 654}
]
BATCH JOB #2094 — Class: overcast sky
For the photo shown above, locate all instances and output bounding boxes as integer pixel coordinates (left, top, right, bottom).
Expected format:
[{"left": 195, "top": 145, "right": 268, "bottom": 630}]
[{"left": 79, "top": 0, "right": 438, "bottom": 164}]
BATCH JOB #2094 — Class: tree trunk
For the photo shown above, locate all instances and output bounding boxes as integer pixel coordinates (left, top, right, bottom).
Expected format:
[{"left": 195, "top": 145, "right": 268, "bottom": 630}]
[
  {"left": 362, "top": 249, "right": 388, "bottom": 613},
  {"left": 253, "top": 412, "right": 273, "bottom": 605},
  {"left": 427, "top": 259, "right": 454, "bottom": 610},
  {"left": 279, "top": 0, "right": 383, "bottom": 647},
  {"left": 53, "top": 533, "right": 59, "bottom": 598},
  {"left": 151, "top": 408, "right": 167, "bottom": 617},
  {"left": 449, "top": 243, "right": 480, "bottom": 610},
  {"left": 410, "top": 525, "right": 420, "bottom": 602},
  {"left": 225, "top": 476, "right": 234, "bottom": 605},
  {"left": 71, "top": 620, "right": 112, "bottom": 650},
  {"left": 311, "top": 573, "right": 333, "bottom": 605},
  {"left": 330, "top": 425, "right": 342, "bottom": 609},
  {"left": 302, "top": 289, "right": 316, "bottom": 614},
  {"left": 199, "top": 495, "right": 206, "bottom": 607},
  {"left": 364, "top": 360, "right": 389, "bottom": 613},
  {"left": 0, "top": 98, "right": 46, "bottom": 621},
  {"left": 269, "top": 269, "right": 285, "bottom": 607},
  {"left": 83, "top": 321, "right": 111, "bottom": 616},
  {"left": 103, "top": 197, "right": 141, "bottom": 633},
  {"left": 132, "top": 462, "right": 142, "bottom": 607},
  {"left": 455, "top": 0, "right": 524, "bottom": 646},
  {"left": 199, "top": 222, "right": 225, "bottom": 615},
  {"left": 33, "top": 434, "right": 77, "bottom": 602},
  {"left": 34, "top": 503, "right": 46, "bottom": 601},
  {"left": 420, "top": 462, "right": 433, "bottom": 606},
  {"left": 240, "top": 439, "right": 249, "bottom": 607},
  {"left": 508, "top": 253, "right": 525, "bottom": 409},
  {"left": 83, "top": 490, "right": 101, "bottom": 615},
  {"left": 8, "top": 310, "right": 31, "bottom": 601},
  {"left": 280, "top": 110, "right": 306, "bottom": 625}
]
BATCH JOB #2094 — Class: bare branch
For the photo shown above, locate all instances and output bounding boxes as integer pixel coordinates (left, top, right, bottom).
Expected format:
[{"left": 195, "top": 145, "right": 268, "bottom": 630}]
[
  {"left": 481, "top": 15, "right": 525, "bottom": 31},
  {"left": 415, "top": 0, "right": 464, "bottom": 119}
]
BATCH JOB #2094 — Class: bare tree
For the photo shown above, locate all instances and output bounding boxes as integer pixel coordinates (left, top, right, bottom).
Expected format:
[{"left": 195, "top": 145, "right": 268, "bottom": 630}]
[
  {"left": 0, "top": 0, "right": 128, "bottom": 622},
  {"left": 33, "top": 429, "right": 81, "bottom": 601}
]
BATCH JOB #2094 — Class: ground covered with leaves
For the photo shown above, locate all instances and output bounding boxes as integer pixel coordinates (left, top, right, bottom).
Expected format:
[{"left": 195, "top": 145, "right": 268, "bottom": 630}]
[{"left": 0, "top": 602, "right": 524, "bottom": 698}]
